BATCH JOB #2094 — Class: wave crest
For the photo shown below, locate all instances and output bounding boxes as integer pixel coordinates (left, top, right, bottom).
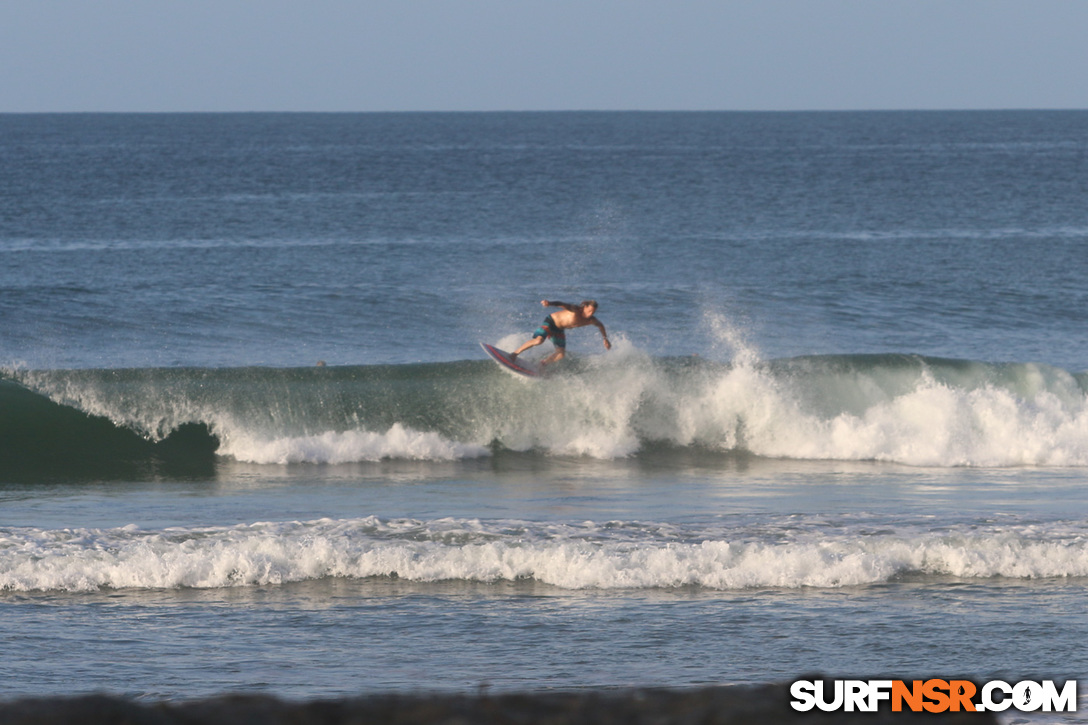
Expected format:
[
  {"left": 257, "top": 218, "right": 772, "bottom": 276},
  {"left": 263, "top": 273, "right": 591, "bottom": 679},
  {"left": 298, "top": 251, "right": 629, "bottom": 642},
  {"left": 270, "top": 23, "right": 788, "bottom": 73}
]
[{"left": 6, "top": 351, "right": 1088, "bottom": 469}]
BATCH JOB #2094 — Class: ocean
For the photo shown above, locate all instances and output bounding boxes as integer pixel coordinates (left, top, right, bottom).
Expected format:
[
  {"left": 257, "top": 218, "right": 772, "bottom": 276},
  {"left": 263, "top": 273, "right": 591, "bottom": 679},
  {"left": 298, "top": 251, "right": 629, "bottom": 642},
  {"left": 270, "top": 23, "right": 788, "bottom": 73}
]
[{"left": 1, "top": 111, "right": 1087, "bottom": 716}]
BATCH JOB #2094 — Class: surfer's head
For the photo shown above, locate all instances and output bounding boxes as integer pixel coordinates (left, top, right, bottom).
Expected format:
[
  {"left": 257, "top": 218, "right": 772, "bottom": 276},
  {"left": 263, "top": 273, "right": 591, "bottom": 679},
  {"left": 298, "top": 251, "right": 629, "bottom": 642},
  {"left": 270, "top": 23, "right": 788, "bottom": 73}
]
[{"left": 580, "top": 300, "right": 598, "bottom": 316}]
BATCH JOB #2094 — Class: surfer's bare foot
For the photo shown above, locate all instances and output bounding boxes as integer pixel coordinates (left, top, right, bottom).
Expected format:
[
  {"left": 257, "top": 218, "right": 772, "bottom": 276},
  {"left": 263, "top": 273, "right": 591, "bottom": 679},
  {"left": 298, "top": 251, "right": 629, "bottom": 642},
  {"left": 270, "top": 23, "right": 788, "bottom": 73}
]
[{"left": 509, "top": 352, "right": 517, "bottom": 360}]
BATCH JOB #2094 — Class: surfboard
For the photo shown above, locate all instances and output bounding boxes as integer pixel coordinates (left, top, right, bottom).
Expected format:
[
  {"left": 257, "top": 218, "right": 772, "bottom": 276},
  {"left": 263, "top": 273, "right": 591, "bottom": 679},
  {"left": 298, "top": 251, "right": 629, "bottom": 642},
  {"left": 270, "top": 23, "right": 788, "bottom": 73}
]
[{"left": 480, "top": 342, "right": 541, "bottom": 378}]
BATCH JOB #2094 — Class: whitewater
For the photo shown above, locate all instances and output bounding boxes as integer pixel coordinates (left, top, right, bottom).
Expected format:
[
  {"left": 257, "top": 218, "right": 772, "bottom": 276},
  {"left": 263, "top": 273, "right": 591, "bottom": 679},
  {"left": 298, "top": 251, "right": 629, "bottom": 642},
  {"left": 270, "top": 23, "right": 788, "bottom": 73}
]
[{"left": 4, "top": 515, "right": 1088, "bottom": 593}]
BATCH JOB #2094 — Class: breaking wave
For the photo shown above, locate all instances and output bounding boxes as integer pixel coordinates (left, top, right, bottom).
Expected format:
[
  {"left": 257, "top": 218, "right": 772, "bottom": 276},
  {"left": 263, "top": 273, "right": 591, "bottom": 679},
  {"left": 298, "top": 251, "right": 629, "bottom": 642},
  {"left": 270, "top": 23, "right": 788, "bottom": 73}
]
[
  {"left": 5, "top": 343, "right": 1088, "bottom": 477},
  {"left": 3, "top": 515, "right": 1087, "bottom": 593}
]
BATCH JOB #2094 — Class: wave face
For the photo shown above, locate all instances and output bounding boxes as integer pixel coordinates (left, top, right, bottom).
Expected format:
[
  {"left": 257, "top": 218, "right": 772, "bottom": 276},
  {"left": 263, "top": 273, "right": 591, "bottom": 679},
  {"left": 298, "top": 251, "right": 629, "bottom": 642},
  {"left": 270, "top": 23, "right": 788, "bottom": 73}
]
[
  {"left": 5, "top": 349, "right": 1088, "bottom": 475},
  {"left": 3, "top": 515, "right": 1087, "bottom": 593}
]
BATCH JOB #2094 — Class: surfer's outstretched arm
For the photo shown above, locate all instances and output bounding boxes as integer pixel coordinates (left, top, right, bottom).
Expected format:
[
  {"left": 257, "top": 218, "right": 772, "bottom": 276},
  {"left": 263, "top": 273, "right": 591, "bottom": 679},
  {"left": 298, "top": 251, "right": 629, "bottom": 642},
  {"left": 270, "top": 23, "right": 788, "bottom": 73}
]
[{"left": 593, "top": 318, "right": 611, "bottom": 350}]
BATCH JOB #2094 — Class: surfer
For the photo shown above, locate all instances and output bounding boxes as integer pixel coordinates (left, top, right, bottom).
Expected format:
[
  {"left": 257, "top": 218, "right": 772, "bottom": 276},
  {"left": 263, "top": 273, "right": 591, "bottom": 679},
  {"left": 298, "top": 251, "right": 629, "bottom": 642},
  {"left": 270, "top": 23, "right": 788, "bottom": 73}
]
[{"left": 510, "top": 299, "right": 611, "bottom": 366}]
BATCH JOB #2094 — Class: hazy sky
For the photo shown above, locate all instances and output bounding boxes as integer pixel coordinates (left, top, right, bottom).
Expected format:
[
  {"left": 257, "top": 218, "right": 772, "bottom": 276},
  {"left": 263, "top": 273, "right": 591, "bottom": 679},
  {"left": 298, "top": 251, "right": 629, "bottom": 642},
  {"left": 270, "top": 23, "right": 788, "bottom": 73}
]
[{"left": 2, "top": 0, "right": 1086, "bottom": 112}]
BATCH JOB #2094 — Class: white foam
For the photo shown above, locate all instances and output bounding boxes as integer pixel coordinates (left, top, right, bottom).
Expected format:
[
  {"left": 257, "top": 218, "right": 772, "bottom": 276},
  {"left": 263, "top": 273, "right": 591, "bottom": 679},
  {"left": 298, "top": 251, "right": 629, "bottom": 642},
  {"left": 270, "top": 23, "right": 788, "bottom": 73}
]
[
  {"left": 3, "top": 517, "right": 1087, "bottom": 593},
  {"left": 218, "top": 424, "right": 489, "bottom": 464},
  {"left": 537, "top": 346, "right": 1088, "bottom": 466},
  {"left": 683, "top": 366, "right": 1088, "bottom": 466}
]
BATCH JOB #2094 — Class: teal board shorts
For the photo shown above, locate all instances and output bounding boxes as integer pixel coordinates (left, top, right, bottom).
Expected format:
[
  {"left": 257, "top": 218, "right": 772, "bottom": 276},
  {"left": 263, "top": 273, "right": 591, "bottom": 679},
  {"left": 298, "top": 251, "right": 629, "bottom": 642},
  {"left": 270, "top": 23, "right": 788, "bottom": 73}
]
[{"left": 533, "top": 317, "right": 566, "bottom": 348}]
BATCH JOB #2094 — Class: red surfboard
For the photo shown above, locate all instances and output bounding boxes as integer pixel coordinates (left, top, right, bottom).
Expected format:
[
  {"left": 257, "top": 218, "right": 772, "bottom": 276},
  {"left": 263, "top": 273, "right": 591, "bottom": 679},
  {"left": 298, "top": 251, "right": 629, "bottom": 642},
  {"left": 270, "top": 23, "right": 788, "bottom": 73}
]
[{"left": 480, "top": 342, "right": 541, "bottom": 378}]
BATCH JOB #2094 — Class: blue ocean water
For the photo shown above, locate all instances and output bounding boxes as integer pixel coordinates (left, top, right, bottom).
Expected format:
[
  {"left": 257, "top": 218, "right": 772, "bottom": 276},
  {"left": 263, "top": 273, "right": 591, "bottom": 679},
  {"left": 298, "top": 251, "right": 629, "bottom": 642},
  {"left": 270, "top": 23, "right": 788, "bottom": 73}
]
[{"left": 2, "top": 112, "right": 1088, "bottom": 715}]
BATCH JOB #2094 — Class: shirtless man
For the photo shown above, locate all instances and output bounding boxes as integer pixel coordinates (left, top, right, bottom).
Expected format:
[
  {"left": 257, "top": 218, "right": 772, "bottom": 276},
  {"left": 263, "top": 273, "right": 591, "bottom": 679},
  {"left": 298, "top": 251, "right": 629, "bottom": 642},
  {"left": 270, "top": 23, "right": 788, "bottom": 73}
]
[{"left": 511, "top": 299, "right": 611, "bottom": 366}]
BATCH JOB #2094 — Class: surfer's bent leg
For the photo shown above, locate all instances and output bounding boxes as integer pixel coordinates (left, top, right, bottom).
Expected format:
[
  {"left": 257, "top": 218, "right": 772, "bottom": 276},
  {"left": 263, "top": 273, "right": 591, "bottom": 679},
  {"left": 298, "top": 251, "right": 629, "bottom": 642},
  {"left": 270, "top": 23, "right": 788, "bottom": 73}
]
[
  {"left": 512, "top": 324, "right": 552, "bottom": 359},
  {"left": 541, "top": 327, "right": 566, "bottom": 366}
]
